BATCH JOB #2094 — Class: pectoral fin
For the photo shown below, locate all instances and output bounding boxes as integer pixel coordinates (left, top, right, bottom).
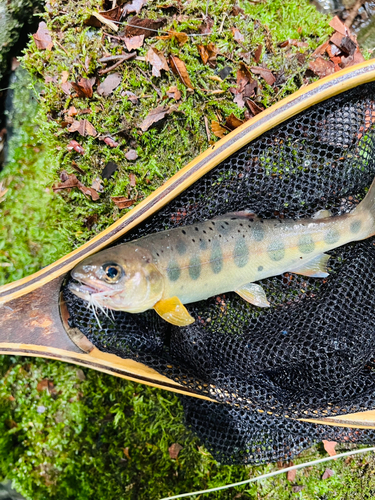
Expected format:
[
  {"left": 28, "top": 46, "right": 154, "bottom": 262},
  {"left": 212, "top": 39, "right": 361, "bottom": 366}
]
[
  {"left": 236, "top": 283, "right": 270, "bottom": 307},
  {"left": 313, "top": 209, "right": 332, "bottom": 219},
  {"left": 153, "top": 296, "right": 195, "bottom": 326},
  {"left": 289, "top": 253, "right": 330, "bottom": 278}
]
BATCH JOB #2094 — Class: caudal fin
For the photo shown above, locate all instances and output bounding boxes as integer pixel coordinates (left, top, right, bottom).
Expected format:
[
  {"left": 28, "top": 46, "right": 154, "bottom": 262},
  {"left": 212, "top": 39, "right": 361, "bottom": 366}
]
[{"left": 354, "top": 177, "right": 375, "bottom": 220}]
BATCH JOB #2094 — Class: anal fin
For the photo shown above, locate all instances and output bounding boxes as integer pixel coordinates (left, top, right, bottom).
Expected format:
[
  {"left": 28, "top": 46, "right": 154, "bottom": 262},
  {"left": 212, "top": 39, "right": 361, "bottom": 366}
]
[
  {"left": 235, "top": 282, "right": 270, "bottom": 307},
  {"left": 289, "top": 253, "right": 330, "bottom": 278},
  {"left": 153, "top": 296, "right": 194, "bottom": 326}
]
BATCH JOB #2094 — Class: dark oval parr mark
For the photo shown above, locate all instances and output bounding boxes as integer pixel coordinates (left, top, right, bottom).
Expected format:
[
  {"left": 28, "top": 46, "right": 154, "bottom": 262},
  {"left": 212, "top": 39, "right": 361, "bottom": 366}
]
[{"left": 267, "top": 240, "right": 285, "bottom": 261}]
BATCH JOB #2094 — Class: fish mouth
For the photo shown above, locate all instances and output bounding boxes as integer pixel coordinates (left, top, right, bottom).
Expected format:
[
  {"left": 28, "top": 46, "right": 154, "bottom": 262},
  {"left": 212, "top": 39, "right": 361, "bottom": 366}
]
[{"left": 68, "top": 280, "right": 116, "bottom": 300}]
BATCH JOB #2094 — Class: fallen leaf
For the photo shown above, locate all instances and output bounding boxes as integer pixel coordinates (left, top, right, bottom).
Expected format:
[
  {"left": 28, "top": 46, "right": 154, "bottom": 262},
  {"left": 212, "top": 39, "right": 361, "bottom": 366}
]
[
  {"left": 102, "top": 161, "right": 118, "bottom": 179},
  {"left": 37, "top": 379, "right": 56, "bottom": 394},
  {"left": 112, "top": 196, "right": 134, "bottom": 209},
  {"left": 322, "top": 468, "right": 335, "bottom": 480},
  {"left": 70, "top": 77, "right": 93, "bottom": 98},
  {"left": 76, "top": 369, "right": 86, "bottom": 380},
  {"left": 61, "top": 82, "right": 72, "bottom": 95},
  {"left": 308, "top": 57, "right": 335, "bottom": 78},
  {"left": 237, "top": 62, "right": 253, "bottom": 92},
  {"left": 71, "top": 160, "right": 86, "bottom": 175},
  {"left": 146, "top": 47, "right": 169, "bottom": 77},
  {"left": 67, "top": 106, "right": 78, "bottom": 117},
  {"left": 124, "top": 35, "right": 145, "bottom": 51},
  {"left": 53, "top": 171, "right": 100, "bottom": 201},
  {"left": 91, "top": 177, "right": 104, "bottom": 192},
  {"left": 67, "top": 140, "right": 85, "bottom": 154},
  {"left": 330, "top": 32, "right": 356, "bottom": 56},
  {"left": 97, "top": 72, "right": 122, "bottom": 96},
  {"left": 61, "top": 71, "right": 69, "bottom": 84},
  {"left": 197, "top": 43, "right": 218, "bottom": 67},
  {"left": 232, "top": 27, "right": 244, "bottom": 43},
  {"left": 84, "top": 214, "right": 98, "bottom": 229},
  {"left": 245, "top": 99, "right": 263, "bottom": 115},
  {"left": 102, "top": 136, "right": 119, "bottom": 148},
  {"left": 323, "top": 440, "right": 337, "bottom": 457},
  {"left": 140, "top": 106, "right": 170, "bottom": 132},
  {"left": 211, "top": 120, "right": 228, "bottom": 138},
  {"left": 68, "top": 119, "right": 97, "bottom": 137},
  {"left": 168, "top": 443, "right": 183, "bottom": 459},
  {"left": 225, "top": 113, "right": 244, "bottom": 130},
  {"left": 129, "top": 173, "right": 137, "bottom": 186},
  {"left": 312, "top": 40, "right": 330, "bottom": 57},
  {"left": 233, "top": 91, "right": 245, "bottom": 108},
  {"left": 199, "top": 15, "right": 213, "bottom": 34},
  {"left": 286, "top": 468, "right": 296, "bottom": 482},
  {"left": 166, "top": 86, "right": 181, "bottom": 100},
  {"left": 123, "top": 447, "right": 131, "bottom": 459},
  {"left": 329, "top": 15, "right": 349, "bottom": 36},
  {"left": 125, "top": 150, "right": 138, "bottom": 161},
  {"left": 341, "top": 46, "right": 365, "bottom": 67},
  {"left": 254, "top": 44, "right": 262, "bottom": 63},
  {"left": 33, "top": 22, "right": 53, "bottom": 50},
  {"left": 123, "top": 90, "right": 139, "bottom": 104},
  {"left": 250, "top": 66, "right": 276, "bottom": 85},
  {"left": 169, "top": 55, "right": 194, "bottom": 89},
  {"left": 123, "top": 0, "right": 147, "bottom": 16},
  {"left": 99, "top": 5, "right": 123, "bottom": 21},
  {"left": 11, "top": 57, "right": 20, "bottom": 71},
  {"left": 157, "top": 30, "right": 188, "bottom": 45},
  {"left": 125, "top": 16, "right": 167, "bottom": 38},
  {"left": 292, "top": 485, "right": 305, "bottom": 493},
  {"left": 90, "top": 11, "right": 118, "bottom": 31}
]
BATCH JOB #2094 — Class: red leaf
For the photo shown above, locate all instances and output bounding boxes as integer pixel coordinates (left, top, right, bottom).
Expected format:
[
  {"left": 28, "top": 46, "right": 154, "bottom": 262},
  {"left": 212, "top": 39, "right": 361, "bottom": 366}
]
[
  {"left": 308, "top": 57, "right": 335, "bottom": 78},
  {"left": 33, "top": 22, "right": 53, "bottom": 50},
  {"left": 254, "top": 44, "right": 262, "bottom": 63},
  {"left": 329, "top": 16, "right": 349, "bottom": 36},
  {"left": 286, "top": 467, "right": 296, "bottom": 482},
  {"left": 67, "top": 140, "right": 85, "bottom": 154},
  {"left": 99, "top": 5, "right": 123, "bottom": 21},
  {"left": 103, "top": 137, "right": 119, "bottom": 148},
  {"left": 129, "top": 173, "right": 137, "bottom": 186},
  {"left": 125, "top": 150, "right": 138, "bottom": 161}
]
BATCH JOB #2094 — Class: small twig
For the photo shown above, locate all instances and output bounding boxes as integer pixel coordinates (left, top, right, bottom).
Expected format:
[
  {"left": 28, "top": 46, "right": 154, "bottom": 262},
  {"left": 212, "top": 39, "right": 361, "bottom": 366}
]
[
  {"left": 344, "top": 0, "right": 366, "bottom": 28},
  {"left": 219, "top": 13, "right": 227, "bottom": 34},
  {"left": 99, "top": 53, "right": 136, "bottom": 63},
  {"left": 103, "top": 32, "right": 124, "bottom": 41},
  {"left": 136, "top": 67, "right": 163, "bottom": 99},
  {"left": 98, "top": 53, "right": 136, "bottom": 75},
  {"left": 55, "top": 40, "right": 69, "bottom": 56},
  {"left": 205, "top": 0, "right": 210, "bottom": 17},
  {"left": 204, "top": 116, "right": 211, "bottom": 142}
]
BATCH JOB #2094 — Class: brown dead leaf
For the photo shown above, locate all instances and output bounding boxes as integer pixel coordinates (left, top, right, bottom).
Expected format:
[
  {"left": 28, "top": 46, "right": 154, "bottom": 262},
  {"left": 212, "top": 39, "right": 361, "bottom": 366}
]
[
  {"left": 292, "top": 486, "right": 305, "bottom": 493},
  {"left": 237, "top": 62, "right": 253, "bottom": 91},
  {"left": 112, "top": 196, "right": 134, "bottom": 209},
  {"left": 61, "top": 82, "right": 72, "bottom": 95},
  {"left": 157, "top": 30, "right": 188, "bottom": 45},
  {"left": 61, "top": 71, "right": 69, "bottom": 84},
  {"left": 71, "top": 161, "right": 86, "bottom": 175},
  {"left": 168, "top": 443, "right": 183, "bottom": 459},
  {"left": 129, "top": 173, "right": 137, "bottom": 186},
  {"left": 146, "top": 47, "right": 169, "bottom": 77},
  {"left": 199, "top": 15, "right": 213, "bottom": 34},
  {"left": 37, "top": 379, "right": 56, "bottom": 394},
  {"left": 322, "top": 440, "right": 337, "bottom": 458},
  {"left": 33, "top": 22, "right": 53, "bottom": 50},
  {"left": 140, "top": 106, "right": 170, "bottom": 132},
  {"left": 68, "top": 119, "right": 97, "bottom": 137},
  {"left": 286, "top": 467, "right": 296, "bottom": 482},
  {"left": 125, "top": 150, "right": 138, "bottom": 161},
  {"left": 90, "top": 11, "right": 118, "bottom": 31},
  {"left": 197, "top": 43, "right": 218, "bottom": 68},
  {"left": 70, "top": 77, "right": 93, "bottom": 98},
  {"left": 254, "top": 44, "right": 262, "bottom": 63},
  {"left": 84, "top": 214, "right": 98, "bottom": 230},
  {"left": 211, "top": 120, "right": 228, "bottom": 139},
  {"left": 166, "top": 86, "right": 181, "bottom": 100},
  {"left": 312, "top": 40, "right": 330, "bottom": 57},
  {"left": 308, "top": 57, "right": 335, "bottom": 78},
  {"left": 124, "top": 16, "right": 167, "bottom": 38},
  {"left": 97, "top": 72, "right": 122, "bottom": 96},
  {"left": 330, "top": 33, "right": 356, "bottom": 56},
  {"left": 67, "top": 106, "right": 78, "bottom": 117},
  {"left": 250, "top": 66, "right": 276, "bottom": 85},
  {"left": 67, "top": 140, "right": 85, "bottom": 154},
  {"left": 123, "top": 90, "right": 139, "bottom": 104},
  {"left": 232, "top": 27, "right": 244, "bottom": 43},
  {"left": 169, "top": 55, "right": 194, "bottom": 89},
  {"left": 99, "top": 5, "right": 123, "bottom": 21},
  {"left": 246, "top": 99, "right": 263, "bottom": 115},
  {"left": 53, "top": 171, "right": 100, "bottom": 201},
  {"left": 123, "top": 0, "right": 147, "bottom": 16},
  {"left": 124, "top": 35, "right": 145, "bottom": 51},
  {"left": 322, "top": 468, "right": 335, "bottom": 480},
  {"left": 225, "top": 113, "right": 244, "bottom": 130},
  {"left": 123, "top": 447, "right": 131, "bottom": 459},
  {"left": 329, "top": 15, "right": 349, "bottom": 36}
]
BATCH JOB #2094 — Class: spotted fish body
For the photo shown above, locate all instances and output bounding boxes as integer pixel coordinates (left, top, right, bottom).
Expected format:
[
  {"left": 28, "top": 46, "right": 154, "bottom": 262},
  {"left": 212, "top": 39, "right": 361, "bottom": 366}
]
[{"left": 70, "top": 178, "right": 375, "bottom": 326}]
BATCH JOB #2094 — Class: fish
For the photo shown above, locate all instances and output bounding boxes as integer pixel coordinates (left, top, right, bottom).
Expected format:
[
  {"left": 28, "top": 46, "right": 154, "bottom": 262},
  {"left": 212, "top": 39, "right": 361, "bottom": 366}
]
[{"left": 69, "top": 177, "right": 375, "bottom": 327}]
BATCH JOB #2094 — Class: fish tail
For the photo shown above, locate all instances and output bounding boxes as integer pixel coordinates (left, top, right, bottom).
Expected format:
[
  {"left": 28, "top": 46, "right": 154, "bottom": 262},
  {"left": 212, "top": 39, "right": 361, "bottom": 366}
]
[{"left": 353, "top": 177, "right": 375, "bottom": 234}]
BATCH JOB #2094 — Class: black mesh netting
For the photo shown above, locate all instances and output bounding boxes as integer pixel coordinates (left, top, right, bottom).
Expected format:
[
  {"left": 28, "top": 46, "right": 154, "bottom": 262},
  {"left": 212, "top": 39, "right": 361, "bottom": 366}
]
[{"left": 64, "top": 82, "right": 375, "bottom": 464}]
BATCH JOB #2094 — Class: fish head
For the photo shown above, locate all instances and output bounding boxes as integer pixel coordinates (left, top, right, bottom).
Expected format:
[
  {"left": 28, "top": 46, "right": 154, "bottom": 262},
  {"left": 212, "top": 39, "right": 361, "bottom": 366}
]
[{"left": 69, "top": 243, "right": 164, "bottom": 313}]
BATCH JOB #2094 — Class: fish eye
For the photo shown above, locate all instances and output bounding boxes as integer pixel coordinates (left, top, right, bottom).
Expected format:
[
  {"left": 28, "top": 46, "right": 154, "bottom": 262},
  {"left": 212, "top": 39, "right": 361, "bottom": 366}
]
[{"left": 102, "top": 263, "right": 123, "bottom": 283}]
